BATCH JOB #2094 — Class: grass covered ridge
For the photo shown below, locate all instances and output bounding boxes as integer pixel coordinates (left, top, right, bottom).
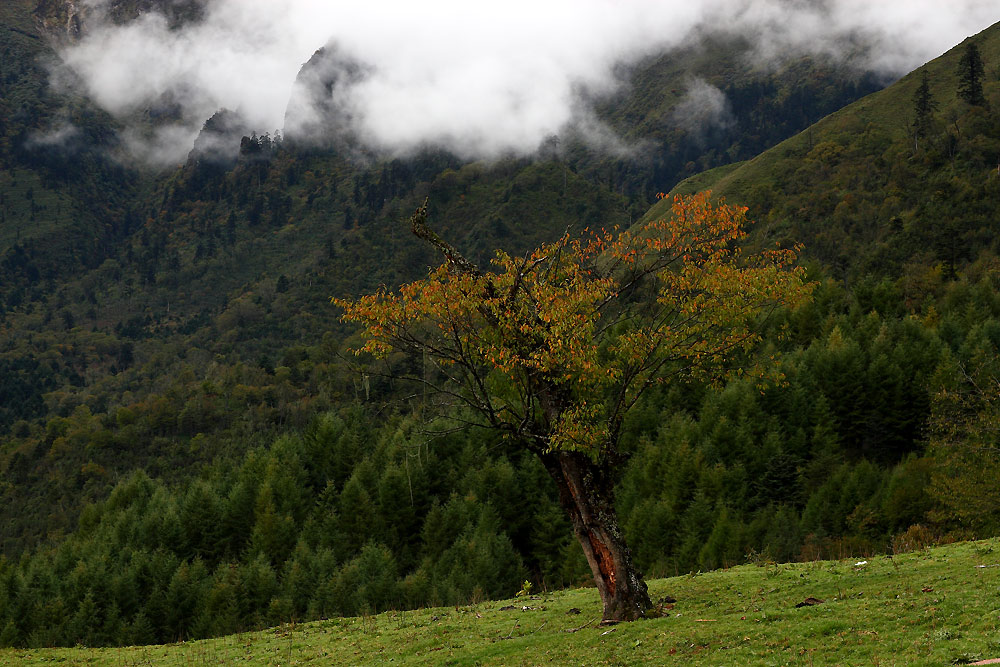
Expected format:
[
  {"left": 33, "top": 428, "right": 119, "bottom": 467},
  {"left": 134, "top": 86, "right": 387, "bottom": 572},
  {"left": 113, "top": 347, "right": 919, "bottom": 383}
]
[{"left": 4, "top": 538, "right": 999, "bottom": 666}]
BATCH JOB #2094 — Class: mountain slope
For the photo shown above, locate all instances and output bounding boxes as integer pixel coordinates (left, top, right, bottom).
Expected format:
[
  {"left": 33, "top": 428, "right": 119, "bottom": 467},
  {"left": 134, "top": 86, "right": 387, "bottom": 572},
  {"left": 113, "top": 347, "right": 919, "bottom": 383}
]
[
  {"left": 0, "top": 0, "right": 140, "bottom": 306},
  {"left": 3, "top": 538, "right": 999, "bottom": 665},
  {"left": 661, "top": 20, "right": 1000, "bottom": 282},
  {"left": 0, "top": 5, "right": 891, "bottom": 557}
]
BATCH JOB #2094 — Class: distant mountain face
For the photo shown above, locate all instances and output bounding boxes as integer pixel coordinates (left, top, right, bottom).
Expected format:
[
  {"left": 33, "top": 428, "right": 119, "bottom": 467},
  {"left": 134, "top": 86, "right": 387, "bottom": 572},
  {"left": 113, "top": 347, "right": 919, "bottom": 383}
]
[
  {"left": 33, "top": 0, "right": 206, "bottom": 39},
  {"left": 0, "top": 0, "right": 898, "bottom": 557},
  {"left": 0, "top": 0, "right": 136, "bottom": 296},
  {"left": 31, "top": 0, "right": 85, "bottom": 39}
]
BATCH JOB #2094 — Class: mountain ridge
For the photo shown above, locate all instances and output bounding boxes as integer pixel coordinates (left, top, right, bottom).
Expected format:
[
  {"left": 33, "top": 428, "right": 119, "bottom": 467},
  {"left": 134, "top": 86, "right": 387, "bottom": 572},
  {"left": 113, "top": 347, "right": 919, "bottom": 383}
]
[{"left": 661, "top": 19, "right": 1000, "bottom": 282}]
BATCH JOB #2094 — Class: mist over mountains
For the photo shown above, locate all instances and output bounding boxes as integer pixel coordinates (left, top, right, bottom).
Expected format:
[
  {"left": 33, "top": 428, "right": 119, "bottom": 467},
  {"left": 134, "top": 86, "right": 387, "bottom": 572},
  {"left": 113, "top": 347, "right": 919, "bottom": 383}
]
[{"left": 48, "top": 0, "right": 999, "bottom": 165}]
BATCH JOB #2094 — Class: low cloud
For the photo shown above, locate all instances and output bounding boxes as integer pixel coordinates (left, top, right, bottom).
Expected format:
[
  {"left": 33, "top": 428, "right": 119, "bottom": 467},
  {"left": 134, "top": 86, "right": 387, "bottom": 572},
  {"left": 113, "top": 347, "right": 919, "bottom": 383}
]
[
  {"left": 119, "top": 124, "right": 202, "bottom": 167},
  {"left": 51, "top": 0, "right": 1000, "bottom": 164},
  {"left": 671, "top": 78, "right": 733, "bottom": 141},
  {"left": 27, "top": 120, "right": 83, "bottom": 151}
]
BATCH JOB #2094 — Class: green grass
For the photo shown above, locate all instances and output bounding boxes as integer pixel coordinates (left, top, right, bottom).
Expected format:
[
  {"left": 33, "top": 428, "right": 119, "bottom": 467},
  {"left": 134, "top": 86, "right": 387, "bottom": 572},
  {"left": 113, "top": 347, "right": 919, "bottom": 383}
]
[
  {"left": 5, "top": 538, "right": 1000, "bottom": 665},
  {"left": 669, "top": 161, "right": 747, "bottom": 198}
]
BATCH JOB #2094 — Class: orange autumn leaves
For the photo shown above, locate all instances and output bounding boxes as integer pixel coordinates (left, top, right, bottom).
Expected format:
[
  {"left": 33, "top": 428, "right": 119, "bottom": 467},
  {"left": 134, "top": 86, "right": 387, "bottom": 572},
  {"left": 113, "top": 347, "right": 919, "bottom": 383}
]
[{"left": 333, "top": 192, "right": 812, "bottom": 457}]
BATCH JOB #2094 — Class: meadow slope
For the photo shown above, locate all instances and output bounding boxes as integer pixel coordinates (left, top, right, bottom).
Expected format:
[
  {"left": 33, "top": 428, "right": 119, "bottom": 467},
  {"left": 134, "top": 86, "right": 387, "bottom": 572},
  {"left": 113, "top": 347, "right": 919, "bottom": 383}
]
[{"left": 3, "top": 538, "right": 999, "bottom": 666}]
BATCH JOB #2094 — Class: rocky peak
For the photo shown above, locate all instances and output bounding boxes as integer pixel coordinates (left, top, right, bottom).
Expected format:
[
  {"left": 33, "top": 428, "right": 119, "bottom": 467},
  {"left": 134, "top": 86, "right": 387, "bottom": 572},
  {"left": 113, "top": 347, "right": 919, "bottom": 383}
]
[
  {"left": 33, "top": 0, "right": 207, "bottom": 42},
  {"left": 283, "top": 42, "right": 370, "bottom": 151}
]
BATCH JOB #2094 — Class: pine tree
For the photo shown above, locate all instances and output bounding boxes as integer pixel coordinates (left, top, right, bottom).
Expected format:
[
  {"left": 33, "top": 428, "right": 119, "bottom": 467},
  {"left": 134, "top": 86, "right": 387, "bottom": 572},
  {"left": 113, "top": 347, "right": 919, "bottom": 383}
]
[
  {"left": 354, "top": 543, "right": 401, "bottom": 613},
  {"left": 911, "top": 70, "right": 937, "bottom": 151},
  {"left": 764, "top": 505, "right": 804, "bottom": 563},
  {"left": 0, "top": 619, "right": 19, "bottom": 647},
  {"left": 958, "top": 42, "right": 986, "bottom": 106},
  {"left": 699, "top": 508, "right": 742, "bottom": 570},
  {"left": 240, "top": 553, "right": 278, "bottom": 627},
  {"left": 281, "top": 541, "right": 319, "bottom": 617},
  {"left": 68, "top": 592, "right": 99, "bottom": 646},
  {"left": 248, "top": 485, "right": 297, "bottom": 565},
  {"left": 431, "top": 509, "right": 524, "bottom": 605},
  {"left": 337, "top": 474, "right": 379, "bottom": 560},
  {"left": 376, "top": 463, "right": 420, "bottom": 568},
  {"left": 100, "top": 602, "right": 124, "bottom": 646},
  {"left": 164, "top": 560, "right": 209, "bottom": 642},
  {"left": 128, "top": 609, "right": 157, "bottom": 646},
  {"left": 180, "top": 480, "right": 224, "bottom": 560}
]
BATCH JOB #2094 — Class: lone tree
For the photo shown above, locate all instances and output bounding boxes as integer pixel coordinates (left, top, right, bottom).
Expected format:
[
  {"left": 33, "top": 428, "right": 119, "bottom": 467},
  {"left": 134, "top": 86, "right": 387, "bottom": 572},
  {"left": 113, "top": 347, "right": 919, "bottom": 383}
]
[
  {"left": 334, "top": 192, "right": 812, "bottom": 622},
  {"left": 958, "top": 41, "right": 986, "bottom": 106},
  {"left": 911, "top": 70, "right": 937, "bottom": 151}
]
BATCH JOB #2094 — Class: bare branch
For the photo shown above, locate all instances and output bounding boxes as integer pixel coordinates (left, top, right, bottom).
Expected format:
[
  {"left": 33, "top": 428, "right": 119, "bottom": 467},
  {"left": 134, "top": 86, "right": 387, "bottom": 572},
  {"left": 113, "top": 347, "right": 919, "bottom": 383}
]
[{"left": 409, "top": 199, "right": 482, "bottom": 277}]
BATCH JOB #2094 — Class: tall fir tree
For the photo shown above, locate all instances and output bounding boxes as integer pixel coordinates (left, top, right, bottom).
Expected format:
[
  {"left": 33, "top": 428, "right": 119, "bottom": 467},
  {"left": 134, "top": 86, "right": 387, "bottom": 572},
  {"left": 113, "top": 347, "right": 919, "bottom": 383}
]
[
  {"left": 957, "top": 42, "right": 986, "bottom": 106},
  {"left": 911, "top": 70, "right": 937, "bottom": 151}
]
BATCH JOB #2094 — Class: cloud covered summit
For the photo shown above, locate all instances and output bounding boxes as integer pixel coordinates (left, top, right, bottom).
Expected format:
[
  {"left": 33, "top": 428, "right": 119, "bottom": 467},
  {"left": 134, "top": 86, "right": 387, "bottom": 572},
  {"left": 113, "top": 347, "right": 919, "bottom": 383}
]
[{"left": 54, "top": 0, "right": 999, "bottom": 164}]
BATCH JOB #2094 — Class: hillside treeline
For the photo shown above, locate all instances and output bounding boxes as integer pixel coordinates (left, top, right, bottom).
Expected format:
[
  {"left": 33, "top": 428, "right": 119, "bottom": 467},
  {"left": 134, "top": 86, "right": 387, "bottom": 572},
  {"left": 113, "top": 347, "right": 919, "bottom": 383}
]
[{"left": 2, "top": 268, "right": 998, "bottom": 647}]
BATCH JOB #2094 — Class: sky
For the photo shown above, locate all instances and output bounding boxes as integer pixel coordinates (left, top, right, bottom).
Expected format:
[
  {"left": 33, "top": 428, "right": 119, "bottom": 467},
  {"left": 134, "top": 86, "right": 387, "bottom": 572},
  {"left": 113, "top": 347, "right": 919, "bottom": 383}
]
[{"left": 54, "top": 0, "right": 1000, "bottom": 165}]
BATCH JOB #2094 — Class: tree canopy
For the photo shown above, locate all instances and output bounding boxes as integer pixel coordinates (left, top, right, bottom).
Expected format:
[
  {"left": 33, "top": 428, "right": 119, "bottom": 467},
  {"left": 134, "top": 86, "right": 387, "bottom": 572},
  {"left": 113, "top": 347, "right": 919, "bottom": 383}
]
[{"left": 337, "top": 193, "right": 810, "bottom": 458}]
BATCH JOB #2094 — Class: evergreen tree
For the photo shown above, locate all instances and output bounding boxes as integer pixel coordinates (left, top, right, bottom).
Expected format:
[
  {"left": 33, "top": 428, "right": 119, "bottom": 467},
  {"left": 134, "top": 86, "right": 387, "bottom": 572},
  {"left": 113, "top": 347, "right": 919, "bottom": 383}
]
[
  {"left": 528, "top": 500, "right": 575, "bottom": 586},
  {"left": 248, "top": 488, "right": 297, "bottom": 567},
  {"left": 240, "top": 554, "right": 279, "bottom": 627},
  {"left": 431, "top": 509, "right": 524, "bottom": 605},
  {"left": 100, "top": 602, "right": 124, "bottom": 646},
  {"left": 354, "top": 543, "right": 401, "bottom": 613},
  {"left": 376, "top": 463, "right": 420, "bottom": 568},
  {"left": 0, "top": 619, "right": 19, "bottom": 648},
  {"left": 128, "top": 610, "right": 157, "bottom": 646},
  {"left": 180, "top": 480, "right": 224, "bottom": 560},
  {"left": 164, "top": 562, "right": 202, "bottom": 642},
  {"left": 281, "top": 542, "right": 319, "bottom": 618},
  {"left": 675, "top": 493, "right": 716, "bottom": 570},
  {"left": 337, "top": 474, "right": 379, "bottom": 559},
  {"left": 911, "top": 70, "right": 937, "bottom": 150},
  {"left": 699, "top": 508, "right": 742, "bottom": 570},
  {"left": 68, "top": 592, "right": 99, "bottom": 646},
  {"left": 763, "top": 505, "right": 803, "bottom": 563},
  {"left": 958, "top": 42, "right": 986, "bottom": 106}
]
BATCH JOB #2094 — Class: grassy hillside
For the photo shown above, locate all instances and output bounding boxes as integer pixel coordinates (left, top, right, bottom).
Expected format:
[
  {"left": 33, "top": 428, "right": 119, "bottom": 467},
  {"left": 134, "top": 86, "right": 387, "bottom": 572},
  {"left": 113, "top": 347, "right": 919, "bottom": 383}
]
[
  {"left": 661, "top": 23, "right": 999, "bottom": 201},
  {"left": 657, "top": 20, "right": 1000, "bottom": 282},
  {"left": 707, "top": 24, "right": 1000, "bottom": 198},
  {"left": 4, "top": 538, "right": 999, "bottom": 665}
]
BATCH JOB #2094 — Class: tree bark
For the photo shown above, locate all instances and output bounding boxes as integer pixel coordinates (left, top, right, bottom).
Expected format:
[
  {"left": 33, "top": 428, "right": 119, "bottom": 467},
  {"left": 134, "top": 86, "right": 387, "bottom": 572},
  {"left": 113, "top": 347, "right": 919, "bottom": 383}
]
[{"left": 540, "top": 450, "right": 651, "bottom": 623}]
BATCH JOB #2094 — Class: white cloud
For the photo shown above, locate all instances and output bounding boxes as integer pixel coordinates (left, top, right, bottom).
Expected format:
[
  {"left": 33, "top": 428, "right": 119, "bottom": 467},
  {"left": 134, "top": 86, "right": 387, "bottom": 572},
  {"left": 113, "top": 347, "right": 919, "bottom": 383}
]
[
  {"left": 53, "top": 0, "right": 1000, "bottom": 163},
  {"left": 672, "top": 78, "right": 733, "bottom": 140},
  {"left": 27, "top": 120, "right": 82, "bottom": 150}
]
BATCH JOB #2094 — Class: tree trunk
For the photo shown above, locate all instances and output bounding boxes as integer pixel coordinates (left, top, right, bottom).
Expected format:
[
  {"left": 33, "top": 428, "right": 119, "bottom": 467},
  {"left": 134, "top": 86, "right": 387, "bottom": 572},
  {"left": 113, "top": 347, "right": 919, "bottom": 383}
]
[{"left": 540, "top": 450, "right": 651, "bottom": 623}]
